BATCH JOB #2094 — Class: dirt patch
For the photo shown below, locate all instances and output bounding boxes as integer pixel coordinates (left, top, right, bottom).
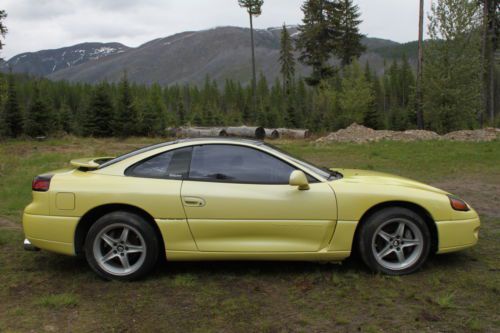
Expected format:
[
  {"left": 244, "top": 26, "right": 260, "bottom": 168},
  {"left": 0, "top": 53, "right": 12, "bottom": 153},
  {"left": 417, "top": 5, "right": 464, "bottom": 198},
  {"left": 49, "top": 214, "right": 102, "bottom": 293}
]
[
  {"left": 0, "top": 217, "right": 21, "bottom": 229},
  {"left": 317, "top": 123, "right": 500, "bottom": 143},
  {"left": 431, "top": 180, "right": 500, "bottom": 218}
]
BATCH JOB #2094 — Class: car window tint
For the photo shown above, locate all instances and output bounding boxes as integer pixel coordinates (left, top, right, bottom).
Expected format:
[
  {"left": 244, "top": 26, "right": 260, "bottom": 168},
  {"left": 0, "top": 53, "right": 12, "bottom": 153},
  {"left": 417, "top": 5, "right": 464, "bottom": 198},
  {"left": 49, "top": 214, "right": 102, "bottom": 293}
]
[
  {"left": 127, "top": 147, "right": 192, "bottom": 179},
  {"left": 189, "top": 145, "right": 296, "bottom": 184}
]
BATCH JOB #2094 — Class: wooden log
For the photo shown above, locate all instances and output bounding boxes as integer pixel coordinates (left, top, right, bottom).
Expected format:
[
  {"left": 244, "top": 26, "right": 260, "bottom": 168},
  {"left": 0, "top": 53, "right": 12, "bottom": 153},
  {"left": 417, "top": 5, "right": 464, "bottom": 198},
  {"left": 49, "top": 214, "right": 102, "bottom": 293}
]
[
  {"left": 176, "top": 127, "right": 227, "bottom": 138},
  {"left": 264, "top": 128, "right": 280, "bottom": 139},
  {"left": 226, "top": 126, "right": 266, "bottom": 139},
  {"left": 276, "top": 128, "right": 311, "bottom": 139}
]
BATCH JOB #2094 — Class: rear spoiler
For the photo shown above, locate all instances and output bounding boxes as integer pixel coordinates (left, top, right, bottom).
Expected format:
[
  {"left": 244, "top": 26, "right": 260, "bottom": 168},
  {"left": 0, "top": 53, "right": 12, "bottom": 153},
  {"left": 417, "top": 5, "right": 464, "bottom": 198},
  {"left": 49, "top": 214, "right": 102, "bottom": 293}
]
[{"left": 70, "top": 157, "right": 115, "bottom": 170}]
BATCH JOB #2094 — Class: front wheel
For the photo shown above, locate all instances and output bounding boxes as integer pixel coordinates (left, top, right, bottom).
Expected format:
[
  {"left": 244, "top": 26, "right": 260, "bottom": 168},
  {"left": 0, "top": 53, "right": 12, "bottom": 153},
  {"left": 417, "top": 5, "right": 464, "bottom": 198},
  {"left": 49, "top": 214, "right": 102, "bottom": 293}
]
[
  {"left": 84, "top": 211, "right": 159, "bottom": 281},
  {"left": 359, "top": 207, "right": 431, "bottom": 275}
]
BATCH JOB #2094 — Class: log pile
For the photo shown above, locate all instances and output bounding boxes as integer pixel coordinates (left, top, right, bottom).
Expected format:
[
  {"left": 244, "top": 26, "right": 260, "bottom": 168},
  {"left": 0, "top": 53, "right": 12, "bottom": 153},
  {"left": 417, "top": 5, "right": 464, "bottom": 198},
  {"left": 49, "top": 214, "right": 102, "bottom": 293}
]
[{"left": 169, "top": 126, "right": 310, "bottom": 140}]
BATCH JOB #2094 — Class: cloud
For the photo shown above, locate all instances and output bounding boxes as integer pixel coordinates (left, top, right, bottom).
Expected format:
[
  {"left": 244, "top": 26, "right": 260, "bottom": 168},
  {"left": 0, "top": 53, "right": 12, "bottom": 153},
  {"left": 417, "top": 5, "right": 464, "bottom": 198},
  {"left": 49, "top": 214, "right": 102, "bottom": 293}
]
[{"left": 0, "top": 0, "right": 432, "bottom": 59}]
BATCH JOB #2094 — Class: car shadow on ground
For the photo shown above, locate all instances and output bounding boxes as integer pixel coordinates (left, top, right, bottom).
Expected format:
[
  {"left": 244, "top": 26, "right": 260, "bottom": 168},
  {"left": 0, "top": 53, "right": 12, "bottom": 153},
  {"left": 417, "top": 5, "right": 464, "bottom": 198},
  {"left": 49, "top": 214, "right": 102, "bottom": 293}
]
[{"left": 31, "top": 249, "right": 473, "bottom": 282}]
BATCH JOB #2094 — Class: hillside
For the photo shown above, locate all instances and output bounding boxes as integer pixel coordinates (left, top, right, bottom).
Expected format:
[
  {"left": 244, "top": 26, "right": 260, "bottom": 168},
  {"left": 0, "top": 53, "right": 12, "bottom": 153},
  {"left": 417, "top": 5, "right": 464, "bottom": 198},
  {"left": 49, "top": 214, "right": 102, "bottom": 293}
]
[
  {"left": 0, "top": 42, "right": 130, "bottom": 76},
  {"left": 2, "top": 26, "right": 416, "bottom": 85}
]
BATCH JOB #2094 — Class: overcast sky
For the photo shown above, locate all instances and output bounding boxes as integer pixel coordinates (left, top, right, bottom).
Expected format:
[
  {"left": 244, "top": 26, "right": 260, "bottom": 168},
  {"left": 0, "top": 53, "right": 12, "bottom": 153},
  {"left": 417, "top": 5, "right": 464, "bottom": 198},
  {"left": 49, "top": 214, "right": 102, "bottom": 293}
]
[{"left": 0, "top": 0, "right": 432, "bottom": 59}]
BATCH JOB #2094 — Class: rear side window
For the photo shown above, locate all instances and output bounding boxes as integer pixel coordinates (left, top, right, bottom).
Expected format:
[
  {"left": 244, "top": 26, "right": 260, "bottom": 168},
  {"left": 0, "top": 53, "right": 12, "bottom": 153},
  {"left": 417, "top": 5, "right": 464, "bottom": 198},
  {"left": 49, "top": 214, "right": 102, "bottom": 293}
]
[
  {"left": 126, "top": 147, "right": 192, "bottom": 179},
  {"left": 188, "top": 145, "right": 296, "bottom": 184}
]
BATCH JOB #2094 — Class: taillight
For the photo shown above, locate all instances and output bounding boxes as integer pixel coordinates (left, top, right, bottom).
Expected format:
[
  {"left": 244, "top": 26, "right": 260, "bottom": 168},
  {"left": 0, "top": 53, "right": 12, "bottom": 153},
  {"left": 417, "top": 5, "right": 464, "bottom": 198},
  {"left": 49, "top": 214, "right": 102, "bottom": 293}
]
[
  {"left": 448, "top": 195, "right": 469, "bottom": 211},
  {"left": 32, "top": 175, "right": 53, "bottom": 192}
]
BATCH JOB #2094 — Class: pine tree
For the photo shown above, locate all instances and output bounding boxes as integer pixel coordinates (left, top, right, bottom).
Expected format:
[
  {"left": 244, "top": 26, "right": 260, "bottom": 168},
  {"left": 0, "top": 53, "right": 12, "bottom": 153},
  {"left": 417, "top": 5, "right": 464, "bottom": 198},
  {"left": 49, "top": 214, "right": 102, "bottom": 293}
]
[
  {"left": 296, "top": 0, "right": 340, "bottom": 86},
  {"left": 336, "top": 0, "right": 366, "bottom": 67},
  {"left": 85, "top": 83, "right": 113, "bottom": 137},
  {"left": 113, "top": 73, "right": 137, "bottom": 137},
  {"left": 176, "top": 101, "right": 186, "bottom": 126},
  {"left": 24, "top": 85, "right": 50, "bottom": 137},
  {"left": 279, "top": 24, "right": 296, "bottom": 95},
  {"left": 143, "top": 85, "right": 166, "bottom": 136},
  {"left": 58, "top": 102, "right": 72, "bottom": 134},
  {"left": 3, "top": 71, "right": 23, "bottom": 137},
  {"left": 398, "top": 54, "right": 415, "bottom": 108}
]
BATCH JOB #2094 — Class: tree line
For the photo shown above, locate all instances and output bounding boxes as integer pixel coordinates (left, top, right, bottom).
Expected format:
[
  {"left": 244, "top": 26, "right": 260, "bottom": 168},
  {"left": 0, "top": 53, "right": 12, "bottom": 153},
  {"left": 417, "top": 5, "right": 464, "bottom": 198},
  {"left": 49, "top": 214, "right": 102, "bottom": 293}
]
[{"left": 0, "top": 1, "right": 499, "bottom": 139}]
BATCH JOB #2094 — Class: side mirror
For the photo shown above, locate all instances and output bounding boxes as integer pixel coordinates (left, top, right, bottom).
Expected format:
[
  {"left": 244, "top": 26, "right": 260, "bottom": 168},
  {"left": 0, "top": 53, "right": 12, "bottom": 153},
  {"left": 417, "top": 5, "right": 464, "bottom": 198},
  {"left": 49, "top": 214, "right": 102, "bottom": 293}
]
[{"left": 289, "top": 170, "right": 310, "bottom": 190}]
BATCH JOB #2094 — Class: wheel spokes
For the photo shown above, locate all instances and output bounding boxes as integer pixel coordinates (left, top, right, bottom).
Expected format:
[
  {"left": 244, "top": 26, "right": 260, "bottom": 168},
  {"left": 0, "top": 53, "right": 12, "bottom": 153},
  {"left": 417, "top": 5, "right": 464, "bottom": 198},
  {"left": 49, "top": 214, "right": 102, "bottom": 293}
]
[
  {"left": 119, "top": 254, "right": 131, "bottom": 270},
  {"left": 401, "top": 238, "right": 420, "bottom": 248},
  {"left": 101, "top": 249, "right": 117, "bottom": 263},
  {"left": 94, "top": 223, "right": 147, "bottom": 276},
  {"left": 376, "top": 244, "right": 394, "bottom": 259},
  {"left": 378, "top": 230, "right": 392, "bottom": 242},
  {"left": 119, "top": 227, "right": 129, "bottom": 243},
  {"left": 371, "top": 218, "right": 424, "bottom": 271},
  {"left": 126, "top": 244, "right": 144, "bottom": 254},
  {"left": 395, "top": 222, "right": 405, "bottom": 238},
  {"left": 101, "top": 234, "right": 117, "bottom": 247},
  {"left": 395, "top": 249, "right": 406, "bottom": 263}
]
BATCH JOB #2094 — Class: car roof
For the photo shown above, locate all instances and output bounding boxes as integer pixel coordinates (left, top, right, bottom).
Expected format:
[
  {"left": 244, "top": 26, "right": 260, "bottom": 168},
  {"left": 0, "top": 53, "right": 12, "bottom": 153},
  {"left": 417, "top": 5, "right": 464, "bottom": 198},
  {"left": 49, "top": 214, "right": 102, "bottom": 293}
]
[{"left": 97, "top": 137, "right": 264, "bottom": 169}]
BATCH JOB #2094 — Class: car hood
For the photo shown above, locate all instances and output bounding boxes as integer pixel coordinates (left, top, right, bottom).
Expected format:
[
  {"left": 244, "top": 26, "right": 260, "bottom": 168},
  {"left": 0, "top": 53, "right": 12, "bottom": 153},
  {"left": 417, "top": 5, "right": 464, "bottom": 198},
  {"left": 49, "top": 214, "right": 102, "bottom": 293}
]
[{"left": 330, "top": 168, "right": 448, "bottom": 195}]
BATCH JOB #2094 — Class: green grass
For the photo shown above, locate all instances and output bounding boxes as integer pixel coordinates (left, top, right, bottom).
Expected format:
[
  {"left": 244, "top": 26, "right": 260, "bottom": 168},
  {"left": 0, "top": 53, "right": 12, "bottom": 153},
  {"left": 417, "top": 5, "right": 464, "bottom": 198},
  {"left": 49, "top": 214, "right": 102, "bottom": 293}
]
[
  {"left": 34, "top": 293, "right": 79, "bottom": 309},
  {"left": 0, "top": 137, "right": 499, "bottom": 332}
]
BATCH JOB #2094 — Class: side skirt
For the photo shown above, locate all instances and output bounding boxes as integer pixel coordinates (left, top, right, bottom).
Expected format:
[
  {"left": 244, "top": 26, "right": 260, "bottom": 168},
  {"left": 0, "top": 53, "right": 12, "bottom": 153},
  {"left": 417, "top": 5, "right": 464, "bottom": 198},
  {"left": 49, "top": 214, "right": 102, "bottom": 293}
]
[{"left": 165, "top": 250, "right": 351, "bottom": 262}]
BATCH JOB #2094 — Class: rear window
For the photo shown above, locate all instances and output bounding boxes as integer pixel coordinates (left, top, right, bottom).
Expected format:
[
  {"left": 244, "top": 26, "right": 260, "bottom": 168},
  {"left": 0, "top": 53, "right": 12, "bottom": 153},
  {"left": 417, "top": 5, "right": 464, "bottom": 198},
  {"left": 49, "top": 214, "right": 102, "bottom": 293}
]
[
  {"left": 98, "top": 141, "right": 178, "bottom": 169},
  {"left": 125, "top": 147, "right": 192, "bottom": 179}
]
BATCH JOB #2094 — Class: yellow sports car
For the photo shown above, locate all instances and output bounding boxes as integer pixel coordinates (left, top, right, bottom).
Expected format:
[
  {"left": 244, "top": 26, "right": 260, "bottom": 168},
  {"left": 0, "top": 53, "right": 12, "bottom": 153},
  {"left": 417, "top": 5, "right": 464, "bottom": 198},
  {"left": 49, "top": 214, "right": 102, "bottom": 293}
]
[{"left": 23, "top": 138, "right": 480, "bottom": 280}]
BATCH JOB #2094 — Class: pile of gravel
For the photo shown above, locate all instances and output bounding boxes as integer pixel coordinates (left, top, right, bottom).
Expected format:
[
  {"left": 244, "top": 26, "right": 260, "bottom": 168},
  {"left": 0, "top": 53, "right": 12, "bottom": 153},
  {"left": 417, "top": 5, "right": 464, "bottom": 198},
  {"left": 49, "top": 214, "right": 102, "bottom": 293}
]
[
  {"left": 442, "top": 128, "right": 500, "bottom": 142},
  {"left": 316, "top": 123, "right": 499, "bottom": 143}
]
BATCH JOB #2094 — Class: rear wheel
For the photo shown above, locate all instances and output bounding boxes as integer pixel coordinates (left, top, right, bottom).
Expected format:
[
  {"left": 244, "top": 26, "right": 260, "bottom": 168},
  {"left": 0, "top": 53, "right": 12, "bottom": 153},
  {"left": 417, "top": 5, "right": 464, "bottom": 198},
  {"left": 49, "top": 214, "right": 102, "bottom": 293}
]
[
  {"left": 359, "top": 207, "right": 431, "bottom": 275},
  {"left": 84, "top": 211, "right": 159, "bottom": 281}
]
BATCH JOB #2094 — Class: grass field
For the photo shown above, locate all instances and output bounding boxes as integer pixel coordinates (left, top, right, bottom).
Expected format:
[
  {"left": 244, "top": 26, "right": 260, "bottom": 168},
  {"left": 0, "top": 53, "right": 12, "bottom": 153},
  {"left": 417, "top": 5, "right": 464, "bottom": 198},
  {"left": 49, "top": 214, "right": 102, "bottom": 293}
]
[{"left": 0, "top": 137, "right": 499, "bottom": 332}]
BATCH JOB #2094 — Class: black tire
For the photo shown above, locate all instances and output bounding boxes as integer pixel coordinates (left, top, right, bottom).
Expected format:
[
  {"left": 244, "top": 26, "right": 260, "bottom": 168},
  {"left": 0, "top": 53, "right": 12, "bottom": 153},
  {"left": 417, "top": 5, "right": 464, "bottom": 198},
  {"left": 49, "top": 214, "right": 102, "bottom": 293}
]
[
  {"left": 358, "top": 207, "right": 431, "bottom": 275},
  {"left": 84, "top": 211, "right": 159, "bottom": 281}
]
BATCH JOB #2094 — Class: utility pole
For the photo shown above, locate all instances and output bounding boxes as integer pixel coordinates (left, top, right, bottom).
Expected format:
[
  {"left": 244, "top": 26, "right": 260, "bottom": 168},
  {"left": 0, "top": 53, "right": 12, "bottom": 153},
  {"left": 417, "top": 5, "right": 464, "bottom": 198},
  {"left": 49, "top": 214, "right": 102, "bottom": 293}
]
[
  {"left": 481, "top": 0, "right": 495, "bottom": 126},
  {"left": 249, "top": 12, "right": 257, "bottom": 113},
  {"left": 416, "top": 0, "right": 425, "bottom": 129},
  {"left": 238, "top": 0, "right": 264, "bottom": 118}
]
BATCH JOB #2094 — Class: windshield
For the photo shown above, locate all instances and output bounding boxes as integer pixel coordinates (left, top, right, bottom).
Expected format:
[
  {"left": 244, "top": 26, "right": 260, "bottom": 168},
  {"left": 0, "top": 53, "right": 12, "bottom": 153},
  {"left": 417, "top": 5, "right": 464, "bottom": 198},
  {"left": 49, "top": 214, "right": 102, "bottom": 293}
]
[{"left": 263, "top": 143, "right": 340, "bottom": 180}]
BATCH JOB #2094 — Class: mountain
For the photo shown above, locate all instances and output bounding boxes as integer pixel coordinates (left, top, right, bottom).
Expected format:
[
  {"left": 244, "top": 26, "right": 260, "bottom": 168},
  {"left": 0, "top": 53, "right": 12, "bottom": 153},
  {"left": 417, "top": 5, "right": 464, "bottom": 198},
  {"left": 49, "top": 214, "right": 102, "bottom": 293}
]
[
  {"left": 2, "top": 26, "right": 415, "bottom": 86},
  {"left": 0, "top": 42, "right": 130, "bottom": 76}
]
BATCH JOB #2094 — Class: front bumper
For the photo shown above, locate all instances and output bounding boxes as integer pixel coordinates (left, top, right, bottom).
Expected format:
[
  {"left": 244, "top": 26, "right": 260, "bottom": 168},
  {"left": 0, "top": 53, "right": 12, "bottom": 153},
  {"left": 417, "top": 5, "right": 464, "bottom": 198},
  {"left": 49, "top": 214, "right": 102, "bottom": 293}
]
[{"left": 436, "top": 217, "right": 480, "bottom": 254}]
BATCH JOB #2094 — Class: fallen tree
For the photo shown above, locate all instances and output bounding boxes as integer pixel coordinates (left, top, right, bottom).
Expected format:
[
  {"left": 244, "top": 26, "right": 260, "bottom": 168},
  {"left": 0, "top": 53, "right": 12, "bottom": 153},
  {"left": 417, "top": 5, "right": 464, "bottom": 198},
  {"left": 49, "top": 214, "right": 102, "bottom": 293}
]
[
  {"left": 166, "top": 126, "right": 311, "bottom": 140},
  {"left": 277, "top": 128, "right": 311, "bottom": 139},
  {"left": 176, "top": 127, "right": 228, "bottom": 137},
  {"left": 264, "top": 128, "right": 280, "bottom": 139},
  {"left": 225, "top": 126, "right": 266, "bottom": 139}
]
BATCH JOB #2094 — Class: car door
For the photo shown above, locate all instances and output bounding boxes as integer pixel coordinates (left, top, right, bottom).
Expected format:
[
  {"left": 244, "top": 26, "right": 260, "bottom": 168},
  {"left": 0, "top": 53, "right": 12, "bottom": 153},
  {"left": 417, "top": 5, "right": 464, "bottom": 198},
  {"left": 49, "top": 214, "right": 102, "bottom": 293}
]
[{"left": 180, "top": 144, "right": 337, "bottom": 252}]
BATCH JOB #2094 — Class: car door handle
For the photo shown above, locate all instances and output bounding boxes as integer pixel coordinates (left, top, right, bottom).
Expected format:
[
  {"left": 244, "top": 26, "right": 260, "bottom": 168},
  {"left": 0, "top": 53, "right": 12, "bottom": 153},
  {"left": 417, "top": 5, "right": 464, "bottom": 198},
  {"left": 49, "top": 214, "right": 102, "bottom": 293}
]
[{"left": 182, "top": 196, "right": 206, "bottom": 207}]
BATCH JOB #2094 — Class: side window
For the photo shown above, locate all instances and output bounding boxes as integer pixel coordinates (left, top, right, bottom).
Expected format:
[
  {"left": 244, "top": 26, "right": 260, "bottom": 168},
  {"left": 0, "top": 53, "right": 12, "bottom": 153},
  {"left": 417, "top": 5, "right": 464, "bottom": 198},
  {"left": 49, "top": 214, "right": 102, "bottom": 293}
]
[
  {"left": 126, "top": 147, "right": 192, "bottom": 179},
  {"left": 189, "top": 145, "right": 296, "bottom": 184}
]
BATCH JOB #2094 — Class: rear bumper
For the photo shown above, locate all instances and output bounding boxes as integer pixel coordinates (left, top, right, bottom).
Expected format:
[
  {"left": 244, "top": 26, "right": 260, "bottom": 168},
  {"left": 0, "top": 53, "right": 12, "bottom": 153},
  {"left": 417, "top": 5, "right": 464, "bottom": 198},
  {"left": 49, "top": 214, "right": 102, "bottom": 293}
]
[
  {"left": 23, "top": 213, "right": 79, "bottom": 256},
  {"left": 436, "top": 217, "right": 480, "bottom": 254}
]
